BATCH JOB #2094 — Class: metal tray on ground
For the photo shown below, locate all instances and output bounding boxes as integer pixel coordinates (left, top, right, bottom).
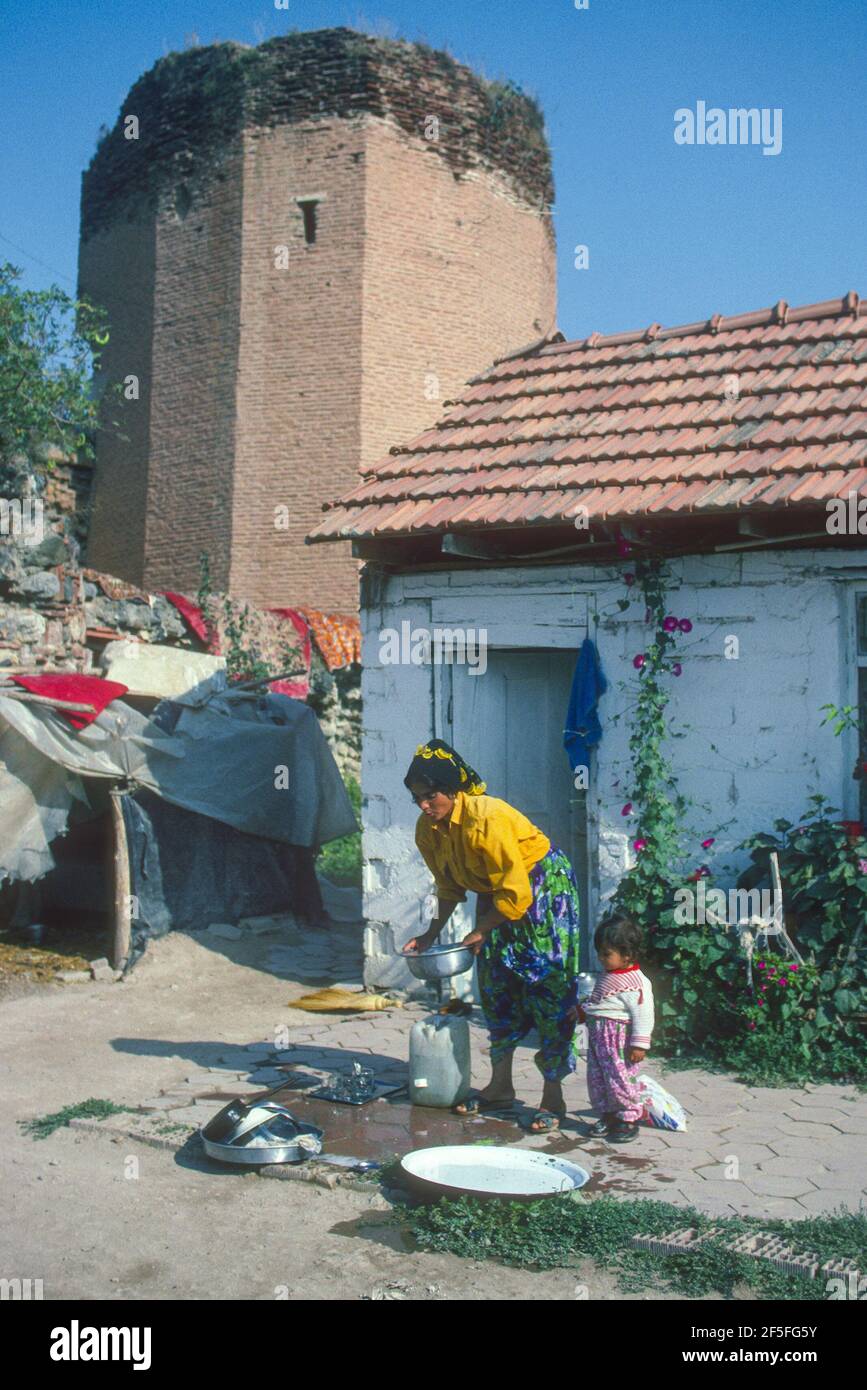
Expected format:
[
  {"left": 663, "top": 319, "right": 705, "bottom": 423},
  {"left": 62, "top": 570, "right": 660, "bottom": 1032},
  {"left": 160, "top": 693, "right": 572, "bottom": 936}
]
[{"left": 307, "top": 1080, "right": 407, "bottom": 1106}]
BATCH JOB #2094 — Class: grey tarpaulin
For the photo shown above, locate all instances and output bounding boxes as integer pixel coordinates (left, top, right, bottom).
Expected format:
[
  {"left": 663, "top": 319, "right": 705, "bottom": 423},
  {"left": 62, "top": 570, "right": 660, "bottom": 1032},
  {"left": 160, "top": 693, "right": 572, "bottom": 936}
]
[
  {"left": 0, "top": 688, "right": 358, "bottom": 885},
  {"left": 119, "top": 791, "right": 323, "bottom": 960}
]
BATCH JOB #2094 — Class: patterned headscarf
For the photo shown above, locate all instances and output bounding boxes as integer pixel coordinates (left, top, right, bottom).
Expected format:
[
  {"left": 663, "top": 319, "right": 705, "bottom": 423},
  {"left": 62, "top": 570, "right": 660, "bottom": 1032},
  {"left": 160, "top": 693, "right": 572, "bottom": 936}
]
[{"left": 403, "top": 738, "right": 486, "bottom": 795}]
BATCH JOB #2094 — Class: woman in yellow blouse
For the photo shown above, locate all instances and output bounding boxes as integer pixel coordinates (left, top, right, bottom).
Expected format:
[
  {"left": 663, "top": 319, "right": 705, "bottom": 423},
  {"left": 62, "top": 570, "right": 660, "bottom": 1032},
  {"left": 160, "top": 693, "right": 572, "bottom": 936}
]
[{"left": 402, "top": 739, "right": 581, "bottom": 1132}]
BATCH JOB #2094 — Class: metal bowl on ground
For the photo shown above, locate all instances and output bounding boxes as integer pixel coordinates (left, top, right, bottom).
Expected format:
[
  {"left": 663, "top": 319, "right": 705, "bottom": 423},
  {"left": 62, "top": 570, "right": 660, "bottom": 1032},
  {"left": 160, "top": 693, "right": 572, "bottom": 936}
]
[
  {"left": 404, "top": 942, "right": 475, "bottom": 980},
  {"left": 399, "top": 1145, "right": 590, "bottom": 1203},
  {"left": 201, "top": 1099, "right": 324, "bottom": 1166}
]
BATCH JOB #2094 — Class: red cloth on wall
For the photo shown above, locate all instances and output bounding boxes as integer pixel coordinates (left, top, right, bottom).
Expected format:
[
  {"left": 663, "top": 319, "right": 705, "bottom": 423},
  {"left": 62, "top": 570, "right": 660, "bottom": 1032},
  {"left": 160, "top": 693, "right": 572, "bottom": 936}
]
[
  {"left": 10, "top": 674, "right": 128, "bottom": 730},
  {"left": 159, "top": 591, "right": 212, "bottom": 645}
]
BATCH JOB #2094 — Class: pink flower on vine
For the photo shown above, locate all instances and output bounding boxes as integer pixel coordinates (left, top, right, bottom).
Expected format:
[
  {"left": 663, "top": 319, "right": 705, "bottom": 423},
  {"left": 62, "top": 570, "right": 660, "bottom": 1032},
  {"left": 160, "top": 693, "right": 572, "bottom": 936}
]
[
  {"left": 663, "top": 616, "right": 678, "bottom": 632},
  {"left": 859, "top": 859, "right": 867, "bottom": 874},
  {"left": 748, "top": 1021, "right": 756, "bottom": 1030},
  {"left": 671, "top": 662, "right": 682, "bottom": 677},
  {"left": 701, "top": 838, "right": 715, "bottom": 849},
  {"left": 756, "top": 961, "right": 765, "bottom": 969},
  {"left": 760, "top": 984, "right": 767, "bottom": 991},
  {"left": 633, "top": 838, "right": 648, "bottom": 852},
  {"left": 778, "top": 978, "right": 788, "bottom": 988},
  {"left": 789, "top": 964, "right": 798, "bottom": 972},
  {"left": 622, "top": 803, "right": 633, "bottom": 816},
  {"left": 678, "top": 618, "right": 693, "bottom": 633},
  {"left": 757, "top": 1000, "right": 764, "bottom": 1007},
  {"left": 633, "top": 654, "right": 646, "bottom": 670}
]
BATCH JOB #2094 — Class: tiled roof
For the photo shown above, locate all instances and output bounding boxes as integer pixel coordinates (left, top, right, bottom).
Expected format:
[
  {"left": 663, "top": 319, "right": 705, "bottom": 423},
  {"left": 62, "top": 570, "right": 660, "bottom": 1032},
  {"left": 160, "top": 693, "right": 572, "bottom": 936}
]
[{"left": 308, "top": 293, "right": 867, "bottom": 543}]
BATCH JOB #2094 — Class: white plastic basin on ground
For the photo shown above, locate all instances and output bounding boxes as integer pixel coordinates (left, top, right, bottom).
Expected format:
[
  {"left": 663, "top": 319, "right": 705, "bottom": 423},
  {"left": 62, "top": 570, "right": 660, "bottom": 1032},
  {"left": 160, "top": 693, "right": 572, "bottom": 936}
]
[{"left": 400, "top": 1145, "right": 590, "bottom": 1202}]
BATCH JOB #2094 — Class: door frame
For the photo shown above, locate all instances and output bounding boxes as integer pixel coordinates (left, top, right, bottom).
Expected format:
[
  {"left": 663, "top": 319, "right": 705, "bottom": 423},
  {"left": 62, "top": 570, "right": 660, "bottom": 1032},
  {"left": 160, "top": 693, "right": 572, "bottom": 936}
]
[{"left": 431, "top": 594, "right": 600, "bottom": 967}]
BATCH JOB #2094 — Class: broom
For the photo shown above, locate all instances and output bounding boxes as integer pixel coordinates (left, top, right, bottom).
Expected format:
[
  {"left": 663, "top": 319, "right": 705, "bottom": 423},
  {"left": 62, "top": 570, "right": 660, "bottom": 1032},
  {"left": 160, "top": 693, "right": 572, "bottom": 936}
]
[{"left": 288, "top": 987, "right": 402, "bottom": 1013}]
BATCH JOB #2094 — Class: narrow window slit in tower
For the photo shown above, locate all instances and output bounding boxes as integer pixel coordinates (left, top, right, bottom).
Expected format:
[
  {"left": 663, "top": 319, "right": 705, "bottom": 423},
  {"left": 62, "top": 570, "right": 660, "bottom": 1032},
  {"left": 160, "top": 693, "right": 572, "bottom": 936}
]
[{"left": 298, "top": 199, "right": 318, "bottom": 245}]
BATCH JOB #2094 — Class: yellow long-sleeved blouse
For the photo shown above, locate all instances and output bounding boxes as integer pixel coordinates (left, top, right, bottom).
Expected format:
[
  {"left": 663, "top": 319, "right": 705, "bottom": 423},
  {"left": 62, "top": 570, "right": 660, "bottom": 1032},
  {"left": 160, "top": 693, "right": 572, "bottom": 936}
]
[{"left": 414, "top": 791, "right": 550, "bottom": 921}]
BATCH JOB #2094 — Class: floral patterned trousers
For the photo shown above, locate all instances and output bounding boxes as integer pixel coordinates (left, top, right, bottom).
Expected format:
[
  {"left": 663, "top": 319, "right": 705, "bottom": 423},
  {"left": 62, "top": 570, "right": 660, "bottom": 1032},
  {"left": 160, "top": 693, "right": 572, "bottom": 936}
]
[
  {"left": 585, "top": 1017, "right": 644, "bottom": 1122},
  {"left": 477, "top": 847, "right": 581, "bottom": 1083}
]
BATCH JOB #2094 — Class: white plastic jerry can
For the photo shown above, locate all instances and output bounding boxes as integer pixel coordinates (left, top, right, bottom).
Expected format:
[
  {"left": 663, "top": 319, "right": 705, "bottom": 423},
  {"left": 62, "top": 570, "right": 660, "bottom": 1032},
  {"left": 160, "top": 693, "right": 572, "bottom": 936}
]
[{"left": 408, "top": 1015, "right": 471, "bottom": 1108}]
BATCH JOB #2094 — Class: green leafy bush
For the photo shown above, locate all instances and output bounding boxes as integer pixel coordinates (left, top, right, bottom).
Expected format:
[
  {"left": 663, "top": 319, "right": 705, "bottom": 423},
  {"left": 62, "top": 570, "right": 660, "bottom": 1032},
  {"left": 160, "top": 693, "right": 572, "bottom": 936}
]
[
  {"left": 646, "top": 802, "right": 867, "bottom": 1086},
  {"left": 317, "top": 775, "right": 361, "bottom": 888}
]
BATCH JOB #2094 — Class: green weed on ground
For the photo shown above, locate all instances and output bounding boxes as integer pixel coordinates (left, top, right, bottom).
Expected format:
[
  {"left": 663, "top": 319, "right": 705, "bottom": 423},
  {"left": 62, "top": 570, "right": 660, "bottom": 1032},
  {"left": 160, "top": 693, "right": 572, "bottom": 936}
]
[
  {"left": 19, "top": 1098, "right": 138, "bottom": 1140},
  {"left": 401, "top": 1194, "right": 866, "bottom": 1300}
]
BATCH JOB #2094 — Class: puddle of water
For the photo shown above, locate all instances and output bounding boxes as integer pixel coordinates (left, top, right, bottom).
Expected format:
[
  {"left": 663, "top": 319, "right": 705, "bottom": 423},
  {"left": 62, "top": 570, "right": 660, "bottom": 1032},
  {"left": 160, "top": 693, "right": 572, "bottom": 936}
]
[
  {"left": 260, "top": 1087, "right": 518, "bottom": 1163},
  {"left": 191, "top": 1083, "right": 677, "bottom": 1198},
  {"left": 330, "top": 1216, "right": 413, "bottom": 1253}
]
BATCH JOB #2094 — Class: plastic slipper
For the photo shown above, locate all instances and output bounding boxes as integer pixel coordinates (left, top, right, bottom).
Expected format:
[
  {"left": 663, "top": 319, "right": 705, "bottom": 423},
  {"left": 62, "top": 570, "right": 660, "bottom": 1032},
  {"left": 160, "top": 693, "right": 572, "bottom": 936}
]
[
  {"left": 523, "top": 1109, "right": 566, "bottom": 1133},
  {"left": 452, "top": 1092, "right": 516, "bottom": 1116}
]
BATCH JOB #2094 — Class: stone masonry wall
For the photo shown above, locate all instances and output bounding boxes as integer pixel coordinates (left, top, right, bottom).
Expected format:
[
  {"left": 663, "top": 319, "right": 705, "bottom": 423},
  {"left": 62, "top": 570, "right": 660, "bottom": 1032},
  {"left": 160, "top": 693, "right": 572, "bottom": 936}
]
[{"left": 0, "top": 453, "right": 360, "bottom": 788}]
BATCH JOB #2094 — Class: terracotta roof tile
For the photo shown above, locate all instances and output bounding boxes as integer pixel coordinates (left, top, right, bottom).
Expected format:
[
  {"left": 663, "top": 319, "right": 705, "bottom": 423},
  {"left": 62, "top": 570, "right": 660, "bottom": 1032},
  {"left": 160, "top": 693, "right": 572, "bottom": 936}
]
[{"left": 309, "top": 293, "right": 867, "bottom": 542}]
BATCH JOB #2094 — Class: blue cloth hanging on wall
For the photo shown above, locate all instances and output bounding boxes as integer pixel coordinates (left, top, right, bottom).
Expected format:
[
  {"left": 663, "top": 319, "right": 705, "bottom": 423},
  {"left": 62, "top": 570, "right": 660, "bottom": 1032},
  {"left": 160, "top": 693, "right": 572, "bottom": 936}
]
[{"left": 563, "top": 637, "right": 607, "bottom": 774}]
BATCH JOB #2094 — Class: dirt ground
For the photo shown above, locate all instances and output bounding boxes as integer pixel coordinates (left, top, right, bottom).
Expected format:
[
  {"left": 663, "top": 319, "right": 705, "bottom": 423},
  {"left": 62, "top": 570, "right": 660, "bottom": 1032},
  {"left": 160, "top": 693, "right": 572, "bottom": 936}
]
[{"left": 0, "top": 929, "right": 718, "bottom": 1301}]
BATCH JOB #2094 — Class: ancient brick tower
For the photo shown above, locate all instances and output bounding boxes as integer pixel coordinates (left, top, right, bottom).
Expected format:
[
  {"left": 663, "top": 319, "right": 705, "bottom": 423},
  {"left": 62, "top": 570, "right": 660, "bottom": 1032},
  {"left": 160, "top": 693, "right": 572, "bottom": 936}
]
[{"left": 78, "top": 29, "right": 556, "bottom": 610}]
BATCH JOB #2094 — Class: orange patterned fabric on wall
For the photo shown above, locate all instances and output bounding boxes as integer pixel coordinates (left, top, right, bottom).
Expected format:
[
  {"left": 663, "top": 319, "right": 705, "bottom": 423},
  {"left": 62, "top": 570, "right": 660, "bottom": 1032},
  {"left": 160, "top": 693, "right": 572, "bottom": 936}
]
[{"left": 297, "top": 609, "right": 361, "bottom": 671}]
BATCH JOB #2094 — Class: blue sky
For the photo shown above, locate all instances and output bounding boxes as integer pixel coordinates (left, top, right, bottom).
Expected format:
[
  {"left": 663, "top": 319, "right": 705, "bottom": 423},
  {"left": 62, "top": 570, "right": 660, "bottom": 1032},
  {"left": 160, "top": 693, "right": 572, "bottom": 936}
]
[{"left": 1, "top": 0, "right": 865, "bottom": 339}]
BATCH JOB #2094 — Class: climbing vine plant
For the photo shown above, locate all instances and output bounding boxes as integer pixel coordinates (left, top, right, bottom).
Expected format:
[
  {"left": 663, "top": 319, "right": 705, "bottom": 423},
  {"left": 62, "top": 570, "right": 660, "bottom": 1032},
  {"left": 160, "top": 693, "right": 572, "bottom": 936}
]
[{"left": 611, "top": 551, "right": 698, "bottom": 922}]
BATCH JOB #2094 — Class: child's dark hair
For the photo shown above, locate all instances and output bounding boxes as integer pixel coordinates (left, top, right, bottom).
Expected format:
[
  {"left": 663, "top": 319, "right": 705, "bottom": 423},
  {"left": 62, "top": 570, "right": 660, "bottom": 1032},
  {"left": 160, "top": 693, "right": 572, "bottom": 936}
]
[{"left": 594, "top": 913, "right": 643, "bottom": 960}]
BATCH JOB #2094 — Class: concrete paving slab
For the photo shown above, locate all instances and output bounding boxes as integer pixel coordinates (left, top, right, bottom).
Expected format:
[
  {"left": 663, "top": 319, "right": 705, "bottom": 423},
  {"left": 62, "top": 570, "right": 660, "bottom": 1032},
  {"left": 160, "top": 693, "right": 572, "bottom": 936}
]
[
  {"left": 747, "top": 1175, "right": 818, "bottom": 1198},
  {"left": 670, "top": 1185, "right": 739, "bottom": 1218},
  {"left": 767, "top": 1134, "right": 853, "bottom": 1160},
  {"left": 781, "top": 1107, "right": 851, "bottom": 1127},
  {"left": 796, "top": 1189, "right": 866, "bottom": 1215},
  {"left": 796, "top": 1088, "right": 863, "bottom": 1107},
  {"left": 769, "top": 1118, "right": 848, "bottom": 1139},
  {"left": 700, "top": 1142, "right": 778, "bottom": 1164}
]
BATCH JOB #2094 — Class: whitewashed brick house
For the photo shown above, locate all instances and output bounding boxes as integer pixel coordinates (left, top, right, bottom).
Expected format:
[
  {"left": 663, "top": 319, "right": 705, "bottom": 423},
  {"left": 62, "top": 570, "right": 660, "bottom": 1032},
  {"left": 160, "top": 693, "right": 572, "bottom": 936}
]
[{"left": 309, "top": 294, "right": 867, "bottom": 989}]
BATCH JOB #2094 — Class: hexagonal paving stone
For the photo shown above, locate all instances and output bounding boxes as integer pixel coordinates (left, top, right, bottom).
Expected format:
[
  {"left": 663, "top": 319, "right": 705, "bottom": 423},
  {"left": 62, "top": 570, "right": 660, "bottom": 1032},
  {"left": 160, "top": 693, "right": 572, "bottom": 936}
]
[
  {"left": 755, "top": 1156, "right": 822, "bottom": 1178},
  {"left": 644, "top": 1148, "right": 716, "bottom": 1171},
  {"left": 746, "top": 1174, "right": 818, "bottom": 1198},
  {"left": 774, "top": 1118, "right": 849, "bottom": 1139},
  {"left": 702, "top": 1142, "right": 778, "bottom": 1164},
  {"left": 717, "top": 1127, "right": 785, "bottom": 1145},
  {"left": 737, "top": 1096, "right": 802, "bottom": 1114},
  {"left": 797, "top": 1087, "right": 861, "bottom": 1106},
  {"left": 796, "top": 1189, "right": 866, "bottom": 1215},
  {"left": 652, "top": 1133, "right": 723, "bottom": 1152},
  {"left": 828, "top": 1117, "right": 867, "bottom": 1135},
  {"left": 782, "top": 1107, "right": 851, "bottom": 1127},
  {"left": 768, "top": 1134, "right": 852, "bottom": 1160},
  {"left": 672, "top": 1179, "right": 748, "bottom": 1214},
  {"left": 694, "top": 1162, "right": 753, "bottom": 1182}
]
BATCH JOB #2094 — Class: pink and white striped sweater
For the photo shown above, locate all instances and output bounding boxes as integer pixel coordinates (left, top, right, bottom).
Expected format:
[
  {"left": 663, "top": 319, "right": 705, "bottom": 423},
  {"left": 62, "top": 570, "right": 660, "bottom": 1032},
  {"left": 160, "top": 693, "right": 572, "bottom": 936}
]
[{"left": 581, "top": 967, "right": 655, "bottom": 1049}]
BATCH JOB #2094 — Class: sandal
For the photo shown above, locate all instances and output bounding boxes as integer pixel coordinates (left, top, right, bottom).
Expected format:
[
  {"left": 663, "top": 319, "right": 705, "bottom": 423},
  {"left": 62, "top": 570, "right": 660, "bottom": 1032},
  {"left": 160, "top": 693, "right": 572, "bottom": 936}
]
[
  {"left": 452, "top": 1092, "right": 516, "bottom": 1116},
  {"left": 524, "top": 1109, "right": 566, "bottom": 1133}
]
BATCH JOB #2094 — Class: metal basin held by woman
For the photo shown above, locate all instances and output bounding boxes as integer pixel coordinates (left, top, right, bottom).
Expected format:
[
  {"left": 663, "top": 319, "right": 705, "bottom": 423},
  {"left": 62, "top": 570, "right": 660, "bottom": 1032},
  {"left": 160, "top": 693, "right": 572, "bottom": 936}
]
[{"left": 404, "top": 941, "right": 475, "bottom": 980}]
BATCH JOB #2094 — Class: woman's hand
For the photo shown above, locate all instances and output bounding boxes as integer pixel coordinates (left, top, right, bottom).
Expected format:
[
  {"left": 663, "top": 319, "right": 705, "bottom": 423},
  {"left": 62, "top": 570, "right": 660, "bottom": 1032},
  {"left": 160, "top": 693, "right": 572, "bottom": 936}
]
[
  {"left": 626, "top": 1046, "right": 646, "bottom": 1064},
  {"left": 460, "top": 928, "right": 491, "bottom": 956},
  {"left": 402, "top": 931, "right": 436, "bottom": 955}
]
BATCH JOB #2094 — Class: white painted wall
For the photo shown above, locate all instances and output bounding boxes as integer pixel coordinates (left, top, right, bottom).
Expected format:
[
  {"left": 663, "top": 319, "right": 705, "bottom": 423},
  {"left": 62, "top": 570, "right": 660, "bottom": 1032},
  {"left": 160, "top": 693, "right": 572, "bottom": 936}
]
[{"left": 360, "top": 548, "right": 867, "bottom": 990}]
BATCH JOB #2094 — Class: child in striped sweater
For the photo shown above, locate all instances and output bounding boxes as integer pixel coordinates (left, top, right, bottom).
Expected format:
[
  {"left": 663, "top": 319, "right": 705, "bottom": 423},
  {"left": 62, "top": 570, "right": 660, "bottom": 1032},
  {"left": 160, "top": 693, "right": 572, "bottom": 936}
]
[{"left": 575, "top": 913, "right": 655, "bottom": 1143}]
